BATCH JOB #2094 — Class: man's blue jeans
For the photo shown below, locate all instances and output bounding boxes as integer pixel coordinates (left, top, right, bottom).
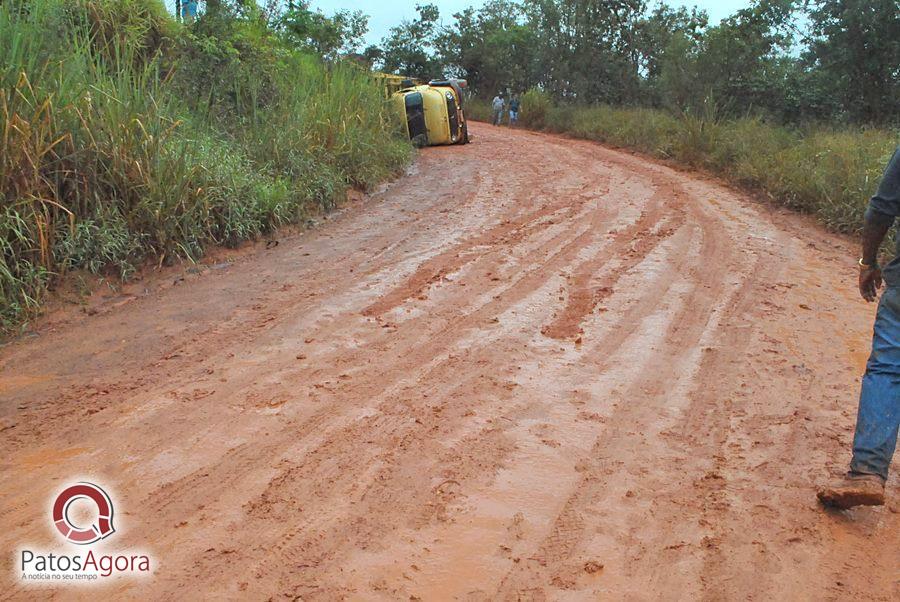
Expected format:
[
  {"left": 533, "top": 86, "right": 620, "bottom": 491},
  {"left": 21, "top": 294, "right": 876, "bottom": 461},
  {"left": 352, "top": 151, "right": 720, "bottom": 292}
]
[{"left": 851, "top": 286, "right": 900, "bottom": 480}]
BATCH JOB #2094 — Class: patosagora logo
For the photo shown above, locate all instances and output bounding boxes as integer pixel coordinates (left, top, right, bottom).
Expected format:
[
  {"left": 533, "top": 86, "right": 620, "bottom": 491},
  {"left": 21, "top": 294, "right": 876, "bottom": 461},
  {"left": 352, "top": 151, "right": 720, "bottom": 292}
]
[
  {"left": 52, "top": 483, "right": 115, "bottom": 545},
  {"left": 18, "top": 482, "right": 152, "bottom": 584}
]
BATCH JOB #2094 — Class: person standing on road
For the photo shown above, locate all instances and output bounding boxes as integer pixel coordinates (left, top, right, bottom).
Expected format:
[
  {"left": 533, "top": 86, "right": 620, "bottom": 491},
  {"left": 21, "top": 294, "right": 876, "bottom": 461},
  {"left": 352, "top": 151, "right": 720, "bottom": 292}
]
[
  {"left": 492, "top": 94, "right": 505, "bottom": 126},
  {"left": 818, "top": 146, "right": 900, "bottom": 510},
  {"left": 180, "top": 0, "right": 198, "bottom": 21},
  {"left": 508, "top": 96, "right": 520, "bottom": 125}
]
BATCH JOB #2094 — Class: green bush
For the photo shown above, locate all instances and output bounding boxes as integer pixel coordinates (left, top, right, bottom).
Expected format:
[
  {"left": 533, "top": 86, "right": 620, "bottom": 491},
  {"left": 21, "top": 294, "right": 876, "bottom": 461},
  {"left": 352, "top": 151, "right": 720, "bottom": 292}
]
[
  {"left": 464, "top": 97, "right": 492, "bottom": 123},
  {"left": 0, "top": 0, "right": 410, "bottom": 333},
  {"left": 519, "top": 88, "right": 551, "bottom": 129}
]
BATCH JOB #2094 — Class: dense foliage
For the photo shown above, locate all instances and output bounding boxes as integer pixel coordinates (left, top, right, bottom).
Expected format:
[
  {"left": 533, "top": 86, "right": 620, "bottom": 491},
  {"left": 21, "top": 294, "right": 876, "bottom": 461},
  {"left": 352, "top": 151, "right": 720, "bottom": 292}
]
[
  {"left": 0, "top": 0, "right": 409, "bottom": 332},
  {"left": 379, "top": 0, "right": 899, "bottom": 125}
]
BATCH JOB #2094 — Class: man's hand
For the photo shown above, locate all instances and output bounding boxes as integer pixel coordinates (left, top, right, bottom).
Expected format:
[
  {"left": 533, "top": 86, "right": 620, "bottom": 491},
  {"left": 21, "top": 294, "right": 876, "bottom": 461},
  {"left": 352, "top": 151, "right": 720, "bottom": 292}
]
[
  {"left": 859, "top": 266, "right": 883, "bottom": 302},
  {"left": 859, "top": 215, "right": 891, "bottom": 302}
]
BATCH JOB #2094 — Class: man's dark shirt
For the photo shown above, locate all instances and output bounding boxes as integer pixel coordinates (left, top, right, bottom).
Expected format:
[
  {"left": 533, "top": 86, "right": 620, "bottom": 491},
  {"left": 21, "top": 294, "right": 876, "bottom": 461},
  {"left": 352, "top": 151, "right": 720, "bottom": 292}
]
[
  {"left": 510, "top": 99, "right": 520, "bottom": 112},
  {"left": 866, "top": 146, "right": 900, "bottom": 287}
]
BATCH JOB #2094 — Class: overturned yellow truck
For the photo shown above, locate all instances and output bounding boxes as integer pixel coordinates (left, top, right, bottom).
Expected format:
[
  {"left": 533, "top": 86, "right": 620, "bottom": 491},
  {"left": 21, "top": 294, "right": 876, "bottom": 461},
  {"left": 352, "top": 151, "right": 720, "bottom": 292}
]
[{"left": 389, "top": 78, "right": 470, "bottom": 146}]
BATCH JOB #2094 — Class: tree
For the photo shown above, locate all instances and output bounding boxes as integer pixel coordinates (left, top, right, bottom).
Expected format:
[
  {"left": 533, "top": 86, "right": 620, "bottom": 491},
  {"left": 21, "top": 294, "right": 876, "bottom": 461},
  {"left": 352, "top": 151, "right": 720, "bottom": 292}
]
[
  {"left": 380, "top": 4, "right": 443, "bottom": 80},
  {"left": 279, "top": 1, "right": 368, "bottom": 58},
  {"left": 437, "top": 1, "right": 539, "bottom": 95},
  {"left": 657, "top": 30, "right": 701, "bottom": 112},
  {"left": 805, "top": 0, "right": 900, "bottom": 123},
  {"left": 657, "top": 0, "right": 798, "bottom": 117},
  {"left": 519, "top": 0, "right": 647, "bottom": 102},
  {"left": 633, "top": 3, "right": 707, "bottom": 81},
  {"left": 362, "top": 44, "right": 383, "bottom": 65}
]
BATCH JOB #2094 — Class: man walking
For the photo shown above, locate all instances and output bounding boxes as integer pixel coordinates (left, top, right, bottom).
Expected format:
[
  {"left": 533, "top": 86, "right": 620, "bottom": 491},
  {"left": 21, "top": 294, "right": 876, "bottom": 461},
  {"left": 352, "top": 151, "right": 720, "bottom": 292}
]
[
  {"left": 818, "top": 147, "right": 900, "bottom": 509},
  {"left": 491, "top": 94, "right": 504, "bottom": 126},
  {"left": 508, "top": 96, "right": 520, "bottom": 125}
]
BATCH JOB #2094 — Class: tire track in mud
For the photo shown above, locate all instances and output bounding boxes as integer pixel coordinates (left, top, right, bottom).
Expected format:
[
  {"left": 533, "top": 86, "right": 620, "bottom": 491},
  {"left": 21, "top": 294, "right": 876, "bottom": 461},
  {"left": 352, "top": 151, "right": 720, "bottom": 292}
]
[
  {"left": 137, "top": 137, "right": 688, "bottom": 598},
  {"left": 361, "top": 149, "right": 611, "bottom": 319},
  {"left": 342, "top": 154, "right": 712, "bottom": 596},
  {"left": 540, "top": 177, "right": 687, "bottom": 341},
  {"left": 159, "top": 150, "right": 674, "bottom": 599},
  {"left": 493, "top": 164, "right": 740, "bottom": 600}
]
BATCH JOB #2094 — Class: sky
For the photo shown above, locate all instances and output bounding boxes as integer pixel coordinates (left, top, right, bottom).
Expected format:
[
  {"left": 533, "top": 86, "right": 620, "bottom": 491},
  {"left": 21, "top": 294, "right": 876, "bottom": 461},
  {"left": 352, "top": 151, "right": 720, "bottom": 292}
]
[{"left": 308, "top": 1, "right": 753, "bottom": 47}]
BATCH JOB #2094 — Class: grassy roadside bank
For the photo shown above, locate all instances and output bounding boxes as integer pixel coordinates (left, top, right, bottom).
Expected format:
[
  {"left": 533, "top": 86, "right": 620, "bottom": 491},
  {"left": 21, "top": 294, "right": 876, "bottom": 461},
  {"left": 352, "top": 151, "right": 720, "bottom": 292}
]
[
  {"left": 467, "top": 93, "right": 897, "bottom": 236},
  {"left": 0, "top": 0, "right": 411, "bottom": 334}
]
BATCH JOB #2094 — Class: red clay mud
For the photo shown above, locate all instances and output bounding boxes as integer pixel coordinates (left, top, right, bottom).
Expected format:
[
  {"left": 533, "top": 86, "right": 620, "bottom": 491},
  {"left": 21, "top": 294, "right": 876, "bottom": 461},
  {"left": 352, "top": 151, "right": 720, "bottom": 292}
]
[{"left": 1, "top": 123, "right": 897, "bottom": 600}]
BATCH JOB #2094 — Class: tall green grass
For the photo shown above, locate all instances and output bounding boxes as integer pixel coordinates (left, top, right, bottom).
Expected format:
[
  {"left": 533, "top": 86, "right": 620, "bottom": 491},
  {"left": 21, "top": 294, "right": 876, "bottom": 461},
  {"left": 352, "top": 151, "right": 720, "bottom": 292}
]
[
  {"left": 471, "top": 89, "right": 897, "bottom": 236},
  {"left": 464, "top": 98, "right": 492, "bottom": 123},
  {"left": 0, "top": 0, "right": 410, "bottom": 333}
]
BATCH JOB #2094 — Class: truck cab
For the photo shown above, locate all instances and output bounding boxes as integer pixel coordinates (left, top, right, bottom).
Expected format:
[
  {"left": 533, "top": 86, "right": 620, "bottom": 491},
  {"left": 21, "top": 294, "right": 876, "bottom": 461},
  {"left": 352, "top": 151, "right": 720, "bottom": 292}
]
[{"left": 392, "top": 79, "right": 469, "bottom": 146}]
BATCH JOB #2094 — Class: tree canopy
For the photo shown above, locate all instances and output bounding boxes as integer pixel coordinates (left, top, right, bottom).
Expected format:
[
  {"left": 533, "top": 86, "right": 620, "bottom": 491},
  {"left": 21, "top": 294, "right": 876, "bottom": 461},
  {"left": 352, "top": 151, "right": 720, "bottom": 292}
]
[{"left": 374, "top": 0, "right": 899, "bottom": 124}]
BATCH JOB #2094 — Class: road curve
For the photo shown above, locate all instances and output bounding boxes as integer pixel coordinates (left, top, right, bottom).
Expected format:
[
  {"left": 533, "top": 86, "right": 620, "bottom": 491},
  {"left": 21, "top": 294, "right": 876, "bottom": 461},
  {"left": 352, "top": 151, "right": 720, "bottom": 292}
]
[{"left": 1, "top": 123, "right": 897, "bottom": 600}]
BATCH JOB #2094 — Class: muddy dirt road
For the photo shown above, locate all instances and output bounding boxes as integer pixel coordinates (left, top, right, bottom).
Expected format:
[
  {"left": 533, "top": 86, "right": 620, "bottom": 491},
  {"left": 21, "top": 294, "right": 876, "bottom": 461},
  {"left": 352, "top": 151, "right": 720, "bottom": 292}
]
[{"left": 1, "top": 123, "right": 897, "bottom": 600}]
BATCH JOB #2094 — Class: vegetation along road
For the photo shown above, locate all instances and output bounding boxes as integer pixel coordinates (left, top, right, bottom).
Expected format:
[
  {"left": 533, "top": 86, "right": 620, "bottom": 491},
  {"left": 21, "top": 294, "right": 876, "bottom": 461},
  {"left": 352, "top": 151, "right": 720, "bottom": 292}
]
[{"left": 1, "top": 124, "right": 897, "bottom": 600}]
